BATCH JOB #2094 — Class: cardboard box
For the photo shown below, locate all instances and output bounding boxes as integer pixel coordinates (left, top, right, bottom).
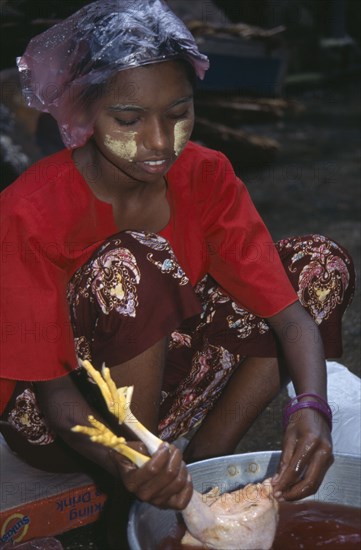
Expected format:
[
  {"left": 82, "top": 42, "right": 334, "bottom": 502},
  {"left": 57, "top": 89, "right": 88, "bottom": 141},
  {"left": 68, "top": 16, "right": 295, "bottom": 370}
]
[{"left": 0, "top": 436, "right": 107, "bottom": 545}]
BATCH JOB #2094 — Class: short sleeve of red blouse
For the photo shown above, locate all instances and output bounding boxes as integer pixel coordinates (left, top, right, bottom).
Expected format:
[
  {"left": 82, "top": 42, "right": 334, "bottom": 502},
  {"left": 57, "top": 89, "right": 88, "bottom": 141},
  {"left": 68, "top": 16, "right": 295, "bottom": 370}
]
[
  {"left": 199, "top": 149, "right": 298, "bottom": 316},
  {"left": 0, "top": 150, "right": 117, "bottom": 398},
  {"left": 166, "top": 143, "right": 298, "bottom": 317},
  {"left": 1, "top": 193, "right": 78, "bottom": 383}
]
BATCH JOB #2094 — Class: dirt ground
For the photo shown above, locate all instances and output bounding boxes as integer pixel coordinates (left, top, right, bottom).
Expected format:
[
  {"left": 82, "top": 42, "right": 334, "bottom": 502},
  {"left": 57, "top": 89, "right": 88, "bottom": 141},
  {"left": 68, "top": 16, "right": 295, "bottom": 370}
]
[
  {"left": 234, "top": 77, "right": 361, "bottom": 450},
  {"left": 54, "top": 78, "right": 360, "bottom": 550},
  {"left": 242, "top": 79, "right": 360, "bottom": 377}
]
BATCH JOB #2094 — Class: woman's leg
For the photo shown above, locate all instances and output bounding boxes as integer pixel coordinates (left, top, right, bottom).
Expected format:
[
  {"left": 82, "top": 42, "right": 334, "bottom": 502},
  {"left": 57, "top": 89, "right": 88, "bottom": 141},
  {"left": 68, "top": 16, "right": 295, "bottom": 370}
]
[{"left": 183, "top": 357, "right": 284, "bottom": 462}]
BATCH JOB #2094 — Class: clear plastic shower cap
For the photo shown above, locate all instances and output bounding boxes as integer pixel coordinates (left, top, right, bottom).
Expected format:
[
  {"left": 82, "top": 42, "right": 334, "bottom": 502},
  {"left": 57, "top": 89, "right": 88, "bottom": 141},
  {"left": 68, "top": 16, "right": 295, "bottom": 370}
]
[{"left": 17, "top": 0, "right": 209, "bottom": 148}]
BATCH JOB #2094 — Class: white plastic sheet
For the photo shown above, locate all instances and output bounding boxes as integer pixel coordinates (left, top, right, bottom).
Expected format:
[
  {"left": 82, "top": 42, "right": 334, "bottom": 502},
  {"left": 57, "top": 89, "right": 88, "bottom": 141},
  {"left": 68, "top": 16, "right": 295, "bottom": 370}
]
[{"left": 287, "top": 361, "right": 361, "bottom": 456}]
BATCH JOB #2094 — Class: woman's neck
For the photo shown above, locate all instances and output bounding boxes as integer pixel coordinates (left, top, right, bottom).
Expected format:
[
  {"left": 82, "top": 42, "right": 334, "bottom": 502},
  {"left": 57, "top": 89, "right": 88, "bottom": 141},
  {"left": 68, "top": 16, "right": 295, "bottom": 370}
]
[{"left": 72, "top": 141, "right": 170, "bottom": 233}]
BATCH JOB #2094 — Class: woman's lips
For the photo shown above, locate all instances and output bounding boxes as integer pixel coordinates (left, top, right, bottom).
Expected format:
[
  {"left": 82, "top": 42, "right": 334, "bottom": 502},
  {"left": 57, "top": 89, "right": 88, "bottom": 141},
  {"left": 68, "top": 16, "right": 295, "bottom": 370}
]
[{"left": 136, "top": 158, "right": 171, "bottom": 174}]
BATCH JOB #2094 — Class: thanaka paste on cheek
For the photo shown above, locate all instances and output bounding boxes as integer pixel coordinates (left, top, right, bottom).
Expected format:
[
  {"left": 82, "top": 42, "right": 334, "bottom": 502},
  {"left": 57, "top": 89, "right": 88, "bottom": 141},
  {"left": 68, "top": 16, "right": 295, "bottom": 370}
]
[
  {"left": 174, "top": 120, "right": 191, "bottom": 157},
  {"left": 104, "top": 132, "right": 137, "bottom": 162}
]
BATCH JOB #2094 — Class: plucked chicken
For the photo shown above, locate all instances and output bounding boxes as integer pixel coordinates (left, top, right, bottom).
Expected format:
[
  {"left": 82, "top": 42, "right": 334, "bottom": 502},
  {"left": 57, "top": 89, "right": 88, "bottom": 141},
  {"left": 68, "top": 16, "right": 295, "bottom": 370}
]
[{"left": 73, "top": 361, "right": 279, "bottom": 550}]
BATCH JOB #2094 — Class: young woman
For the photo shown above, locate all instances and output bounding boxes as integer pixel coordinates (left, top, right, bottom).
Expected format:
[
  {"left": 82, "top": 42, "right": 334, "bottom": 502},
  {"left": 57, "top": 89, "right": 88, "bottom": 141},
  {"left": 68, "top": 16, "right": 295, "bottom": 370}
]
[{"left": 0, "top": 0, "right": 354, "bottom": 546}]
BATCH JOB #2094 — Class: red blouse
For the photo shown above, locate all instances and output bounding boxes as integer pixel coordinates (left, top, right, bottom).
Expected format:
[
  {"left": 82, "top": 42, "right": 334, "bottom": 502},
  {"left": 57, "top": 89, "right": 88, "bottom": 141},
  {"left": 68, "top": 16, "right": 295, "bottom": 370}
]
[{"left": 0, "top": 142, "right": 297, "bottom": 408}]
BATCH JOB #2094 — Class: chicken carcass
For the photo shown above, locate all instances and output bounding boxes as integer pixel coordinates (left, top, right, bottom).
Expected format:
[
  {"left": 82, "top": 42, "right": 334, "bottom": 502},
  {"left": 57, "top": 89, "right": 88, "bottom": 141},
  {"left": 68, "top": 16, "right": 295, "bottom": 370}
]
[
  {"left": 73, "top": 361, "right": 279, "bottom": 550},
  {"left": 181, "top": 478, "right": 278, "bottom": 549}
]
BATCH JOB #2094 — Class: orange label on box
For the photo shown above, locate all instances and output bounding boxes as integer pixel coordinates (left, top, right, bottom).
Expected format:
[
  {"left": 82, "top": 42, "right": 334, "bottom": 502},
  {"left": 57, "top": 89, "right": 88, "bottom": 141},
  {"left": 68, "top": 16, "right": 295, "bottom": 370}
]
[{"left": 0, "top": 484, "right": 107, "bottom": 543}]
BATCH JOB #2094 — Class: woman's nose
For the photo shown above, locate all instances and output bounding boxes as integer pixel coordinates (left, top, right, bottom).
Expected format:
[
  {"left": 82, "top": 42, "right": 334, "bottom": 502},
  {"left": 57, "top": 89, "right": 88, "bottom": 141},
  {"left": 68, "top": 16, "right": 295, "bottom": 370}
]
[{"left": 143, "top": 116, "right": 170, "bottom": 153}]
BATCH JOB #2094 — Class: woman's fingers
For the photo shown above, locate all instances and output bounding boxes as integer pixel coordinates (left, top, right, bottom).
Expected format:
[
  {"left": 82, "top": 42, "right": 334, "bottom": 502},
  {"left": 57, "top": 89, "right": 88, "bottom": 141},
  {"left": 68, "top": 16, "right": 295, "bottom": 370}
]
[
  {"left": 275, "top": 436, "right": 317, "bottom": 492},
  {"left": 152, "top": 470, "right": 193, "bottom": 510},
  {"left": 273, "top": 429, "right": 298, "bottom": 486},
  {"left": 133, "top": 444, "right": 190, "bottom": 505},
  {"left": 145, "top": 445, "right": 193, "bottom": 508},
  {"left": 272, "top": 411, "right": 333, "bottom": 501},
  {"left": 113, "top": 443, "right": 193, "bottom": 509},
  {"left": 281, "top": 447, "right": 333, "bottom": 500}
]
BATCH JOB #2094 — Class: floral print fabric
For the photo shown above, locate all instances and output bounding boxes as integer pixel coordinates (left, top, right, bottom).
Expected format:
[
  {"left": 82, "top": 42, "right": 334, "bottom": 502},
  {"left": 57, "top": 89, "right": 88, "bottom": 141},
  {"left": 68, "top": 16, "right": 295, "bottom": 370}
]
[
  {"left": 280, "top": 235, "right": 352, "bottom": 324},
  {"left": 7, "top": 388, "right": 55, "bottom": 445},
  {"left": 67, "top": 231, "right": 200, "bottom": 369},
  {"left": 3, "top": 233, "right": 354, "bottom": 447}
]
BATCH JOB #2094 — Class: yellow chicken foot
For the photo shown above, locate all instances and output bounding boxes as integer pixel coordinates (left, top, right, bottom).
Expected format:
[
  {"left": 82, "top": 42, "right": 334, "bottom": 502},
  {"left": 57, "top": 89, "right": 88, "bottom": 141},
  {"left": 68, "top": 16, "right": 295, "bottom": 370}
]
[
  {"left": 72, "top": 414, "right": 149, "bottom": 468},
  {"left": 80, "top": 360, "right": 163, "bottom": 454}
]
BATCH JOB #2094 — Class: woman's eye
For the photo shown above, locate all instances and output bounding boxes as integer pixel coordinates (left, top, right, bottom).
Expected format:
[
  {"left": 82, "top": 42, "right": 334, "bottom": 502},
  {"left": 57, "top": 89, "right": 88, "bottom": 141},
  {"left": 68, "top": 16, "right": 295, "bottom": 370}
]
[
  {"left": 168, "top": 110, "right": 189, "bottom": 120},
  {"left": 115, "top": 118, "right": 138, "bottom": 127}
]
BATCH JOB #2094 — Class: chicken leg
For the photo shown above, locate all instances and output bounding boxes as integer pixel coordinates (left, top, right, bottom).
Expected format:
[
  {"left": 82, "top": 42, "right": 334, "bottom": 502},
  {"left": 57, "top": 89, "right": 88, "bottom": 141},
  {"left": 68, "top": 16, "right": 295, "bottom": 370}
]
[{"left": 72, "top": 360, "right": 278, "bottom": 550}]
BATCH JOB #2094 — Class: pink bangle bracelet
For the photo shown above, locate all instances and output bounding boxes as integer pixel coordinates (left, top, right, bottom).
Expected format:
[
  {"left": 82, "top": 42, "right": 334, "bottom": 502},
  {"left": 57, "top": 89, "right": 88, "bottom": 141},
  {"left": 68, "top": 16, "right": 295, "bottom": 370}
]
[
  {"left": 288, "top": 392, "right": 329, "bottom": 406},
  {"left": 283, "top": 394, "right": 332, "bottom": 431}
]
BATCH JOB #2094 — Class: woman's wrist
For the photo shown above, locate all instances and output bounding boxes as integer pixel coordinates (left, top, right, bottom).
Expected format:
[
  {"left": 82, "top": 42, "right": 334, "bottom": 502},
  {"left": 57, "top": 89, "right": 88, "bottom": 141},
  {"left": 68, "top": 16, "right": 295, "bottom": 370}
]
[{"left": 283, "top": 393, "right": 332, "bottom": 431}]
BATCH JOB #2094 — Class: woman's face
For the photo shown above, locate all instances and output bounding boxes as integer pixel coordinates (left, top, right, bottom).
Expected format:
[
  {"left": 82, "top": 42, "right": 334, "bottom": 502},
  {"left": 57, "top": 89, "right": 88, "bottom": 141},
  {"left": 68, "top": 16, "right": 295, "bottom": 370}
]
[{"left": 91, "top": 60, "right": 195, "bottom": 182}]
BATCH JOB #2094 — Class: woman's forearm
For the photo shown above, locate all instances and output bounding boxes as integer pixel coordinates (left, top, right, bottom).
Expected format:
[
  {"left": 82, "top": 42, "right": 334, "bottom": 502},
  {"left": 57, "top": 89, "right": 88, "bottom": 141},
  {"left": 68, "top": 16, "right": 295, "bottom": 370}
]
[
  {"left": 35, "top": 372, "right": 193, "bottom": 510},
  {"left": 35, "top": 374, "right": 123, "bottom": 477},
  {"left": 267, "top": 301, "right": 327, "bottom": 398}
]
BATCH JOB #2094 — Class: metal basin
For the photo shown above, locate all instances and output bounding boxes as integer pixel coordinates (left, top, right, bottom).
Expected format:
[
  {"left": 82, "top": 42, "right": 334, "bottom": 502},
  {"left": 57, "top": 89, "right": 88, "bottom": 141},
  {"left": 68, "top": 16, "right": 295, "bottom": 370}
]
[{"left": 127, "top": 450, "right": 361, "bottom": 550}]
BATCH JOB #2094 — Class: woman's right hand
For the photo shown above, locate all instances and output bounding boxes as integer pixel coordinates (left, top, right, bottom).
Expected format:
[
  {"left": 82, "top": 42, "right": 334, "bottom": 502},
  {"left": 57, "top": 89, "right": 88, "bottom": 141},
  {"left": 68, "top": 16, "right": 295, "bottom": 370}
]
[{"left": 111, "top": 442, "right": 193, "bottom": 510}]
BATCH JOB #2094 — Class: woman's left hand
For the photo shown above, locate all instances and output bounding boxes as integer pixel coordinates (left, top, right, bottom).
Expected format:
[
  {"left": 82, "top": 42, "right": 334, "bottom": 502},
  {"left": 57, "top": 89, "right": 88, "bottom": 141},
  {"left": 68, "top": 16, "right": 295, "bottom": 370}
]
[
  {"left": 271, "top": 408, "right": 333, "bottom": 500},
  {"left": 111, "top": 441, "right": 193, "bottom": 510}
]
